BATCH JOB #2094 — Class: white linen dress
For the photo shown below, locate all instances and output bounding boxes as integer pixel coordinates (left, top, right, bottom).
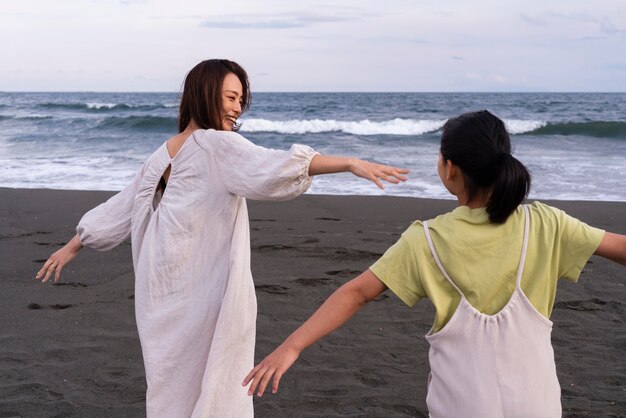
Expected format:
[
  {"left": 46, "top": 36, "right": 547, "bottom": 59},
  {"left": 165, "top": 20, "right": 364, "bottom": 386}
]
[{"left": 76, "top": 129, "right": 318, "bottom": 417}]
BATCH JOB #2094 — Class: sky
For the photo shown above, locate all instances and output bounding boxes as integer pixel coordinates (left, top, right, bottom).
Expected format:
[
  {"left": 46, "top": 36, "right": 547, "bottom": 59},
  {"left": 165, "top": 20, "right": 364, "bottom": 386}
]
[{"left": 1, "top": 0, "right": 624, "bottom": 92}]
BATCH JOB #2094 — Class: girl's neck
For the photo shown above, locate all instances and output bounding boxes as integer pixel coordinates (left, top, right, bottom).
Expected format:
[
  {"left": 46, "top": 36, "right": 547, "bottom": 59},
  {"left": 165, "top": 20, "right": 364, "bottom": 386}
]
[{"left": 457, "top": 190, "right": 490, "bottom": 209}]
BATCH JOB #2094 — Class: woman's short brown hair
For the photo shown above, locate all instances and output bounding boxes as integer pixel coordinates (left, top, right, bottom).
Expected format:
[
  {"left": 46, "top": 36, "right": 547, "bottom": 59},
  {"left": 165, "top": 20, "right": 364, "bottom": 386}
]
[{"left": 178, "top": 59, "right": 251, "bottom": 133}]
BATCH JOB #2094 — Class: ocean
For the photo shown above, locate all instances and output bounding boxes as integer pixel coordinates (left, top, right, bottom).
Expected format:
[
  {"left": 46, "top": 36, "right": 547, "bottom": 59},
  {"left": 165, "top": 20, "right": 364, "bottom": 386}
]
[{"left": 1, "top": 92, "right": 625, "bottom": 201}]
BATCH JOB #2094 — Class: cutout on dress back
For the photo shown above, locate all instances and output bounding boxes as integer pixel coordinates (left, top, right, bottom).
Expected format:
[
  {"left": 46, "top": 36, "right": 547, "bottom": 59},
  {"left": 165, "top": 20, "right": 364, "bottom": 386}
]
[{"left": 153, "top": 164, "right": 171, "bottom": 211}]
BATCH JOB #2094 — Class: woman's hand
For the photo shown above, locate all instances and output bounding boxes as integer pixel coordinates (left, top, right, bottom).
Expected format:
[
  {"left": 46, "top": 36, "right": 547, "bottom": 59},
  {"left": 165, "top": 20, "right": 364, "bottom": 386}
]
[
  {"left": 36, "top": 235, "right": 83, "bottom": 283},
  {"left": 308, "top": 155, "right": 409, "bottom": 189},
  {"left": 243, "top": 343, "right": 301, "bottom": 397},
  {"left": 348, "top": 158, "right": 409, "bottom": 189}
]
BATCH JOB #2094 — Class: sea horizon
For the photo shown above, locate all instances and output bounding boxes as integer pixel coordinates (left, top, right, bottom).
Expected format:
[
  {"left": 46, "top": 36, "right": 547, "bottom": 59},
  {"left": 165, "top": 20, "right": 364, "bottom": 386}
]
[{"left": 1, "top": 91, "right": 625, "bottom": 201}]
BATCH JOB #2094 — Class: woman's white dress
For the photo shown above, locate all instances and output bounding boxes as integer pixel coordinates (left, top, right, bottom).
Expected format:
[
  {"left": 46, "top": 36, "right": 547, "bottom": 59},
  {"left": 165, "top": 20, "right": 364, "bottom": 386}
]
[{"left": 76, "top": 129, "right": 318, "bottom": 417}]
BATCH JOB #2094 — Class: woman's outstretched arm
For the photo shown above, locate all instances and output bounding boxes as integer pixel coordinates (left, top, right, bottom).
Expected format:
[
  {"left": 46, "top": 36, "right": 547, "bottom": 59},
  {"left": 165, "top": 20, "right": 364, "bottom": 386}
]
[
  {"left": 594, "top": 232, "right": 626, "bottom": 266},
  {"left": 242, "top": 270, "right": 388, "bottom": 397},
  {"left": 308, "top": 155, "right": 409, "bottom": 189}
]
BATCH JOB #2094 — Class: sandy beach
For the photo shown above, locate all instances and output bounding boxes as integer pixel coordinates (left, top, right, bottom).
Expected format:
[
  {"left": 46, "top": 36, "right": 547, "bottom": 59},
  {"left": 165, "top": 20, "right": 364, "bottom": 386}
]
[{"left": 0, "top": 187, "right": 624, "bottom": 417}]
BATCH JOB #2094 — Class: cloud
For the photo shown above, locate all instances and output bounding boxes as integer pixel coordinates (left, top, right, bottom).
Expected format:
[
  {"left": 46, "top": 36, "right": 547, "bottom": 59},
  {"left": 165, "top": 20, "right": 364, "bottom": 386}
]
[
  {"left": 605, "top": 62, "right": 626, "bottom": 71},
  {"left": 452, "top": 56, "right": 463, "bottom": 61},
  {"left": 578, "top": 36, "right": 605, "bottom": 41},
  {"left": 520, "top": 11, "right": 597, "bottom": 26},
  {"left": 200, "top": 12, "right": 356, "bottom": 30},
  {"left": 600, "top": 18, "right": 626, "bottom": 36},
  {"left": 519, "top": 13, "right": 547, "bottom": 26},
  {"left": 545, "top": 11, "right": 597, "bottom": 24}
]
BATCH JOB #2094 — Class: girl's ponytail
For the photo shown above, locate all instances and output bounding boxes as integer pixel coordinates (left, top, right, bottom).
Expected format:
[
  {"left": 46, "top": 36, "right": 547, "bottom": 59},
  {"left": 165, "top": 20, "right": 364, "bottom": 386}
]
[
  {"left": 440, "top": 110, "right": 532, "bottom": 224},
  {"left": 486, "top": 154, "right": 531, "bottom": 223}
]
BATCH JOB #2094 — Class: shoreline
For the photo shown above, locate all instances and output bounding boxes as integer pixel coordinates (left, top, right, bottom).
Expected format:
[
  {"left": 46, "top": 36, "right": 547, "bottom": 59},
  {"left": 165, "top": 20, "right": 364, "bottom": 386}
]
[
  {"left": 1, "top": 188, "right": 624, "bottom": 417},
  {"left": 3, "top": 186, "right": 626, "bottom": 204}
]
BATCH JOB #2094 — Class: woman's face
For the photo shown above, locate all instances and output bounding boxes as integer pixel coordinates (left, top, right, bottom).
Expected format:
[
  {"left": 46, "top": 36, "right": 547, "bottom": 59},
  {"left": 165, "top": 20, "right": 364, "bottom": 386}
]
[{"left": 221, "top": 72, "right": 244, "bottom": 131}]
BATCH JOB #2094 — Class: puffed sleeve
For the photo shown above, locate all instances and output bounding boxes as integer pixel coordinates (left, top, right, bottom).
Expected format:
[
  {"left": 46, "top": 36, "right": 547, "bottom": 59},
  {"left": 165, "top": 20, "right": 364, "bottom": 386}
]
[
  {"left": 76, "top": 163, "right": 145, "bottom": 251},
  {"left": 213, "top": 131, "right": 319, "bottom": 201}
]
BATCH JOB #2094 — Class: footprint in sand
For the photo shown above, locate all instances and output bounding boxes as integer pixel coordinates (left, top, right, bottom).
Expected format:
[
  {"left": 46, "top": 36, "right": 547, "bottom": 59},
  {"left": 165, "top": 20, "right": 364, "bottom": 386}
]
[
  {"left": 3, "top": 383, "right": 64, "bottom": 401},
  {"left": 359, "top": 237, "right": 386, "bottom": 243},
  {"left": 28, "top": 303, "right": 73, "bottom": 310},
  {"left": 294, "top": 277, "right": 334, "bottom": 287},
  {"left": 325, "top": 269, "right": 361, "bottom": 277},
  {"left": 332, "top": 248, "right": 383, "bottom": 260},
  {"left": 254, "top": 284, "right": 289, "bottom": 295},
  {"left": 255, "top": 244, "right": 296, "bottom": 252},
  {"left": 34, "top": 241, "right": 66, "bottom": 247},
  {"left": 54, "top": 282, "right": 88, "bottom": 288},
  {"left": 553, "top": 298, "right": 606, "bottom": 311},
  {"left": 354, "top": 370, "right": 387, "bottom": 387}
]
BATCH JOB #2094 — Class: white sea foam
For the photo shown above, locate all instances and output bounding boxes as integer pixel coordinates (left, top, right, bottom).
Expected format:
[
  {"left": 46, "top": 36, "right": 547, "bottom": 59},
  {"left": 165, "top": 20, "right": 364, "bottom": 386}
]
[
  {"left": 239, "top": 118, "right": 547, "bottom": 136},
  {"left": 20, "top": 114, "right": 51, "bottom": 119},
  {"left": 240, "top": 118, "right": 446, "bottom": 135},
  {"left": 87, "top": 102, "right": 119, "bottom": 109},
  {"left": 504, "top": 119, "right": 547, "bottom": 134}
]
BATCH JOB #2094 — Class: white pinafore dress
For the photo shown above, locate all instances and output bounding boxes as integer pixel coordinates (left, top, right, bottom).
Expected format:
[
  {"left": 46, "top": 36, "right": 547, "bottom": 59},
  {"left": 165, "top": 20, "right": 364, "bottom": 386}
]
[{"left": 422, "top": 205, "right": 562, "bottom": 418}]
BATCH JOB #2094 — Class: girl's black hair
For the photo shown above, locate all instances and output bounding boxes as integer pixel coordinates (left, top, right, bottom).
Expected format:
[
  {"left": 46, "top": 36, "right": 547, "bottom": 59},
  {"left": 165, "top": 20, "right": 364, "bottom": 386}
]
[{"left": 440, "top": 110, "right": 531, "bottom": 224}]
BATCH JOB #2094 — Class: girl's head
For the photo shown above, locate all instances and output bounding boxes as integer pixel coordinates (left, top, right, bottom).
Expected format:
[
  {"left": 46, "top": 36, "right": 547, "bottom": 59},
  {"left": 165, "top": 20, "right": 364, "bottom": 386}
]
[
  {"left": 439, "top": 110, "right": 531, "bottom": 224},
  {"left": 178, "top": 59, "right": 251, "bottom": 133}
]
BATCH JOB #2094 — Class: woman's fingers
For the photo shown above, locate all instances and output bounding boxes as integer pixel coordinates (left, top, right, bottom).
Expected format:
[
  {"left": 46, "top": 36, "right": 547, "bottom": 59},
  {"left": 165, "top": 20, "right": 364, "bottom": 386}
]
[
  {"left": 371, "top": 164, "right": 409, "bottom": 185},
  {"left": 36, "top": 258, "right": 53, "bottom": 279},
  {"left": 370, "top": 175, "right": 385, "bottom": 189},
  {"left": 368, "top": 165, "right": 410, "bottom": 188},
  {"left": 42, "top": 264, "right": 56, "bottom": 283},
  {"left": 381, "top": 166, "right": 409, "bottom": 182},
  {"left": 37, "top": 258, "right": 61, "bottom": 283},
  {"left": 390, "top": 167, "right": 410, "bottom": 181},
  {"left": 378, "top": 172, "right": 399, "bottom": 184},
  {"left": 54, "top": 265, "right": 64, "bottom": 283},
  {"left": 36, "top": 241, "right": 81, "bottom": 283}
]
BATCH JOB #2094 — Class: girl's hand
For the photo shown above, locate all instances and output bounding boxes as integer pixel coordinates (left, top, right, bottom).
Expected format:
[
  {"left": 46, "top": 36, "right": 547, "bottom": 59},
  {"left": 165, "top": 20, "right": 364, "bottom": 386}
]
[
  {"left": 36, "top": 235, "right": 83, "bottom": 283},
  {"left": 348, "top": 159, "right": 409, "bottom": 189},
  {"left": 242, "top": 343, "right": 300, "bottom": 397}
]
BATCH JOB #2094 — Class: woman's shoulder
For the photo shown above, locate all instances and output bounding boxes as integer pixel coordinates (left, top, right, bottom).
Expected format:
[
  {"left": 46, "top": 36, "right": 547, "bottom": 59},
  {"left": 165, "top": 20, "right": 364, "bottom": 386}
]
[
  {"left": 192, "top": 129, "right": 248, "bottom": 144},
  {"left": 192, "top": 129, "right": 252, "bottom": 154}
]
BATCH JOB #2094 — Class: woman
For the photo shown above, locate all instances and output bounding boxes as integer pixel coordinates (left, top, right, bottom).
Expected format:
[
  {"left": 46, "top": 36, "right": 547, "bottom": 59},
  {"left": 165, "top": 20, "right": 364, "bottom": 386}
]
[{"left": 36, "top": 59, "right": 408, "bottom": 417}]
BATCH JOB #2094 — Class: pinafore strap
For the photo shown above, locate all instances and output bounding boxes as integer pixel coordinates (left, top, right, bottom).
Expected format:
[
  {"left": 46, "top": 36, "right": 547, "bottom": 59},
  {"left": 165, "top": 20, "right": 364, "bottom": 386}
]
[{"left": 423, "top": 205, "right": 530, "bottom": 297}]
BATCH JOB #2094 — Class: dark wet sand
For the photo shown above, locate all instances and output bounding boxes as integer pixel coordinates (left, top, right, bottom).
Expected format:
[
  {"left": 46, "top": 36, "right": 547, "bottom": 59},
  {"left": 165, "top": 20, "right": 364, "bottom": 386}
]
[{"left": 0, "top": 187, "right": 624, "bottom": 417}]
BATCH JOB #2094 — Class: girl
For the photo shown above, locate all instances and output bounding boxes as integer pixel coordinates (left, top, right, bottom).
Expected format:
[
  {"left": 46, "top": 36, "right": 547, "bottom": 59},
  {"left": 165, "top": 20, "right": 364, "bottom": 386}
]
[
  {"left": 243, "top": 110, "right": 626, "bottom": 417},
  {"left": 35, "top": 59, "right": 408, "bottom": 417}
]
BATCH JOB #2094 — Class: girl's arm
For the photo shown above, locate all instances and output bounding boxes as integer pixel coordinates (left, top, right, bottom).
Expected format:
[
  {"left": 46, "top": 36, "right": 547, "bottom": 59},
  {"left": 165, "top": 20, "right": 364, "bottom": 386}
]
[
  {"left": 594, "top": 232, "right": 626, "bottom": 266},
  {"left": 242, "top": 270, "right": 388, "bottom": 397},
  {"left": 308, "top": 155, "right": 409, "bottom": 189}
]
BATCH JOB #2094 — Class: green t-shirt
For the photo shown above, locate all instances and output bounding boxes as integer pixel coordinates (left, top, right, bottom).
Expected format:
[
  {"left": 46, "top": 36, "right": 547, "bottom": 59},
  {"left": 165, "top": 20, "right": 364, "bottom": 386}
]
[{"left": 370, "top": 202, "right": 604, "bottom": 332}]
